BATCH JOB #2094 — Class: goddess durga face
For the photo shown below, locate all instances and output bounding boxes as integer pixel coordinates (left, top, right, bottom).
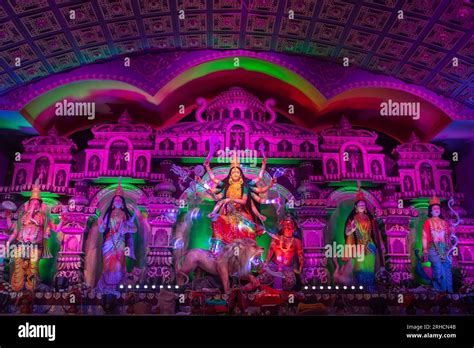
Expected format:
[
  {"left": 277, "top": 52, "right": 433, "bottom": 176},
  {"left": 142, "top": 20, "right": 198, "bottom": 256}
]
[{"left": 230, "top": 167, "right": 242, "bottom": 182}]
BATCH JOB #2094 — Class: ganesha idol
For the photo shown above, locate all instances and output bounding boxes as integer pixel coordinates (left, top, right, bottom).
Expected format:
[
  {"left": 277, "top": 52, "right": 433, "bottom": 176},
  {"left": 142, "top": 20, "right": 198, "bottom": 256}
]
[{"left": 7, "top": 185, "right": 63, "bottom": 292}]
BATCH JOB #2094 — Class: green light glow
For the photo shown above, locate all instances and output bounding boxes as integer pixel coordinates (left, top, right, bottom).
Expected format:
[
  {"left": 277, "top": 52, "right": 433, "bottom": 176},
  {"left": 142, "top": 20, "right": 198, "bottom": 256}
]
[
  {"left": 92, "top": 178, "right": 146, "bottom": 185},
  {"left": 39, "top": 232, "right": 60, "bottom": 283},
  {"left": 328, "top": 181, "right": 379, "bottom": 188},
  {"left": 40, "top": 198, "right": 60, "bottom": 206},
  {"left": 21, "top": 191, "right": 60, "bottom": 199},
  {"left": 179, "top": 157, "right": 300, "bottom": 165},
  {"left": 326, "top": 199, "right": 354, "bottom": 276},
  {"left": 410, "top": 197, "right": 445, "bottom": 210},
  {"left": 0, "top": 111, "right": 37, "bottom": 133},
  {"left": 24, "top": 80, "right": 153, "bottom": 119},
  {"left": 411, "top": 208, "right": 431, "bottom": 283},
  {"left": 156, "top": 56, "right": 326, "bottom": 106},
  {"left": 21, "top": 55, "right": 326, "bottom": 125}
]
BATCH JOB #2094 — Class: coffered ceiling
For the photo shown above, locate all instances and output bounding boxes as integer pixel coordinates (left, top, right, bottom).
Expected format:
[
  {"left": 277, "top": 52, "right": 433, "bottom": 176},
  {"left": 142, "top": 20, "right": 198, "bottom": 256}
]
[{"left": 0, "top": 0, "right": 472, "bottom": 107}]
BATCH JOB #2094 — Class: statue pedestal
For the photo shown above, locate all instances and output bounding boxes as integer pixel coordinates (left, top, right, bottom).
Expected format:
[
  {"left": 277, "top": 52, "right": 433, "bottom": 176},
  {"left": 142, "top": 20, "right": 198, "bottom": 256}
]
[
  {"left": 302, "top": 250, "right": 329, "bottom": 285},
  {"left": 456, "top": 222, "right": 474, "bottom": 286},
  {"left": 300, "top": 218, "right": 328, "bottom": 285},
  {"left": 377, "top": 208, "right": 417, "bottom": 285},
  {"left": 146, "top": 247, "right": 175, "bottom": 285},
  {"left": 145, "top": 206, "right": 178, "bottom": 285},
  {"left": 56, "top": 254, "right": 83, "bottom": 287},
  {"left": 52, "top": 206, "right": 94, "bottom": 288}
]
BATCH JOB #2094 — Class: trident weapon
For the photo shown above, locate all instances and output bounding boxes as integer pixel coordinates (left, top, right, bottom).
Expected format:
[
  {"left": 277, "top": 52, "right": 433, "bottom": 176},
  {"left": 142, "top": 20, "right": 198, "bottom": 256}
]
[
  {"left": 258, "top": 142, "right": 266, "bottom": 159},
  {"left": 171, "top": 164, "right": 219, "bottom": 200},
  {"left": 447, "top": 197, "right": 461, "bottom": 262},
  {"left": 207, "top": 136, "right": 220, "bottom": 162}
]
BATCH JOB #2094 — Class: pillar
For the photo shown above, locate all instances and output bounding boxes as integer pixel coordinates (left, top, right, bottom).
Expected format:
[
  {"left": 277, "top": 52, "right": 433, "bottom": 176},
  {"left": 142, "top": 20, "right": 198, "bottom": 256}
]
[
  {"left": 54, "top": 206, "right": 94, "bottom": 287},
  {"left": 145, "top": 203, "right": 178, "bottom": 285},
  {"left": 377, "top": 207, "right": 418, "bottom": 285},
  {"left": 299, "top": 217, "right": 329, "bottom": 285}
]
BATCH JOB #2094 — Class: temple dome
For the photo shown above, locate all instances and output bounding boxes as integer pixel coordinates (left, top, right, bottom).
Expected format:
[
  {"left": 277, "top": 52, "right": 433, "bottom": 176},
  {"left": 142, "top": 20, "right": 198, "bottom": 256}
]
[
  {"left": 92, "top": 110, "right": 152, "bottom": 134},
  {"left": 22, "top": 125, "right": 76, "bottom": 149},
  {"left": 321, "top": 116, "right": 377, "bottom": 138},
  {"left": 157, "top": 118, "right": 315, "bottom": 137},
  {"left": 195, "top": 87, "right": 277, "bottom": 123},
  {"left": 206, "top": 87, "right": 266, "bottom": 114}
]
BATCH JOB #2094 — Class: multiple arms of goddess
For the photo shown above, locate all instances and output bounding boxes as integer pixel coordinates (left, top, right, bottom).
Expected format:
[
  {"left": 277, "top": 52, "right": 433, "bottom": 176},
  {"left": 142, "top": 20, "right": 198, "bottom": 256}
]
[
  {"left": 253, "top": 157, "right": 267, "bottom": 184},
  {"left": 203, "top": 154, "right": 276, "bottom": 220},
  {"left": 204, "top": 159, "right": 221, "bottom": 185},
  {"left": 251, "top": 177, "right": 276, "bottom": 194}
]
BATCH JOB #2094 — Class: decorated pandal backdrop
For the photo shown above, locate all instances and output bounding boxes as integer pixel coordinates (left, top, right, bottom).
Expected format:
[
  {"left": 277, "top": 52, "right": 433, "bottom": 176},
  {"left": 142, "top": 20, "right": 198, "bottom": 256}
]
[{"left": 0, "top": 49, "right": 473, "bottom": 314}]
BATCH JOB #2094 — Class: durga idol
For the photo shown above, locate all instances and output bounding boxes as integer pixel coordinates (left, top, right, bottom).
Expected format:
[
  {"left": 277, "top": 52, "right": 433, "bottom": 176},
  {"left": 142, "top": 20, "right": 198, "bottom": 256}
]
[{"left": 201, "top": 153, "right": 275, "bottom": 253}]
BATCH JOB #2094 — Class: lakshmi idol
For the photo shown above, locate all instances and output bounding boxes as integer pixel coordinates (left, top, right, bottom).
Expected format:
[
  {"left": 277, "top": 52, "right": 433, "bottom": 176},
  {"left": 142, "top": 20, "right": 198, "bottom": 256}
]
[
  {"left": 95, "top": 181, "right": 140, "bottom": 293},
  {"left": 421, "top": 196, "right": 454, "bottom": 293},
  {"left": 344, "top": 187, "right": 384, "bottom": 291},
  {"left": 7, "top": 185, "right": 61, "bottom": 292},
  {"left": 202, "top": 153, "right": 275, "bottom": 253}
]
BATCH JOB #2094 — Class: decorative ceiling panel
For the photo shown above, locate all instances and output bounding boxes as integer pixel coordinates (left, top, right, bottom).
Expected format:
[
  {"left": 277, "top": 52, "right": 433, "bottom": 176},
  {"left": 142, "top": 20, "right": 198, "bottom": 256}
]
[{"left": 0, "top": 0, "right": 471, "bottom": 108}]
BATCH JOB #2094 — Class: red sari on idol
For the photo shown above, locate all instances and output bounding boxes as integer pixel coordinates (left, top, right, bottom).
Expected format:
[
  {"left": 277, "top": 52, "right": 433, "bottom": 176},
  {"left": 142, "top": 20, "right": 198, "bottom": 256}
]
[{"left": 211, "top": 180, "right": 262, "bottom": 245}]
